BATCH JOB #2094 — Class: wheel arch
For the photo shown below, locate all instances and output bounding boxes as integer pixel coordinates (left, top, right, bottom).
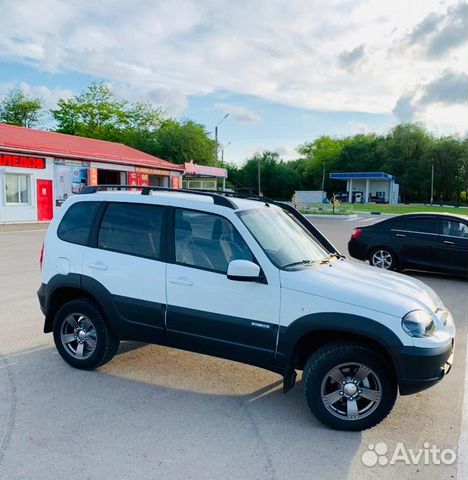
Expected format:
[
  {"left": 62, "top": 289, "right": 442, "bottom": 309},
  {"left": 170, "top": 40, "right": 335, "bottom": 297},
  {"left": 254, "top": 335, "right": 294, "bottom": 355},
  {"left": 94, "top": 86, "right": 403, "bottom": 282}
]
[{"left": 277, "top": 313, "right": 404, "bottom": 382}]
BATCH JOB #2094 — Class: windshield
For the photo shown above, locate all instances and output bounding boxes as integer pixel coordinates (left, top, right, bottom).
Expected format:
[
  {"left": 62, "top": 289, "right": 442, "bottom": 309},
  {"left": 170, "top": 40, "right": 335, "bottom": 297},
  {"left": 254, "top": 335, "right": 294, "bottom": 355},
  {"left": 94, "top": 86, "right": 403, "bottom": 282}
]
[{"left": 238, "top": 207, "right": 329, "bottom": 269}]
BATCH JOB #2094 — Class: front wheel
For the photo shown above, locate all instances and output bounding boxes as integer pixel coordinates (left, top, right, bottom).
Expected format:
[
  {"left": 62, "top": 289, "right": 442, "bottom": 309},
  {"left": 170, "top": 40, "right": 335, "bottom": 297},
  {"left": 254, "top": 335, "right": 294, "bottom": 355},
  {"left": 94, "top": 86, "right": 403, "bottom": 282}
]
[
  {"left": 303, "top": 342, "right": 397, "bottom": 431},
  {"left": 53, "top": 298, "right": 119, "bottom": 369},
  {"left": 369, "top": 247, "right": 397, "bottom": 270}
]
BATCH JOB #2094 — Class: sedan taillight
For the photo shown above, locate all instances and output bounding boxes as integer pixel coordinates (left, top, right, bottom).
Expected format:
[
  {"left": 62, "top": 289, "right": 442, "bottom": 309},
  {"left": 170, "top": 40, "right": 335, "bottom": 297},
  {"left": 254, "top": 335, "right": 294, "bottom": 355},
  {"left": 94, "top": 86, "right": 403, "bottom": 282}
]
[{"left": 351, "top": 228, "right": 362, "bottom": 240}]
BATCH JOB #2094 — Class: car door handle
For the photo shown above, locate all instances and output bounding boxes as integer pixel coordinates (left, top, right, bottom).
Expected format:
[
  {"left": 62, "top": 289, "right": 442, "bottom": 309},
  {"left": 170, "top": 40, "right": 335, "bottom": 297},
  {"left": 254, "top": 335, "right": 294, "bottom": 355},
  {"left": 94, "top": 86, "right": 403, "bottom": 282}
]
[
  {"left": 395, "top": 233, "right": 406, "bottom": 238},
  {"left": 88, "top": 262, "right": 109, "bottom": 271},
  {"left": 443, "top": 240, "right": 455, "bottom": 245},
  {"left": 169, "top": 276, "right": 193, "bottom": 286}
]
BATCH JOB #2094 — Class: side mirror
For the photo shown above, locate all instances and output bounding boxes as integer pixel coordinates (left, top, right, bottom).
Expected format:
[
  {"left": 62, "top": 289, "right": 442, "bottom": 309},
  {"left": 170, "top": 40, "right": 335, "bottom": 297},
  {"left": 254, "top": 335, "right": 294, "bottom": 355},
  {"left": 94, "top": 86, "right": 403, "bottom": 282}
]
[{"left": 227, "top": 259, "right": 261, "bottom": 281}]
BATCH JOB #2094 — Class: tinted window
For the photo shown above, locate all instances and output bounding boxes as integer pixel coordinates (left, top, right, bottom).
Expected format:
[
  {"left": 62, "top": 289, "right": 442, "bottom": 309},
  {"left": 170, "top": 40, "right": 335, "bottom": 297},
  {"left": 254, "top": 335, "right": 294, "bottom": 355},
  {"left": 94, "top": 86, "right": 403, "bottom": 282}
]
[
  {"left": 410, "top": 219, "right": 439, "bottom": 234},
  {"left": 442, "top": 219, "right": 468, "bottom": 238},
  {"left": 98, "top": 203, "right": 164, "bottom": 259},
  {"left": 58, "top": 201, "right": 100, "bottom": 245},
  {"left": 175, "top": 209, "right": 253, "bottom": 273}
]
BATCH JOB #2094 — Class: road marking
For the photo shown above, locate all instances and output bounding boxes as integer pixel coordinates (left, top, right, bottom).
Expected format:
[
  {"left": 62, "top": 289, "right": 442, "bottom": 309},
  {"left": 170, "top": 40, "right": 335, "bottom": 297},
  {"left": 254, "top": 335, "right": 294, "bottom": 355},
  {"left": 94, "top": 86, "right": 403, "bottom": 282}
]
[
  {"left": 458, "top": 332, "right": 468, "bottom": 480},
  {"left": 0, "top": 229, "right": 47, "bottom": 234}
]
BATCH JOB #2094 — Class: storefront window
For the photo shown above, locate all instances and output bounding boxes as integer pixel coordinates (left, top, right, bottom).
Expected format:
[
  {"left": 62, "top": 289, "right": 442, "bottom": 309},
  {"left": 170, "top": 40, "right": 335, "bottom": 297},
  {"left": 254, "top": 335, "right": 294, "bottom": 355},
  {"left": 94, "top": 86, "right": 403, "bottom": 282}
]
[{"left": 5, "top": 174, "right": 30, "bottom": 204}]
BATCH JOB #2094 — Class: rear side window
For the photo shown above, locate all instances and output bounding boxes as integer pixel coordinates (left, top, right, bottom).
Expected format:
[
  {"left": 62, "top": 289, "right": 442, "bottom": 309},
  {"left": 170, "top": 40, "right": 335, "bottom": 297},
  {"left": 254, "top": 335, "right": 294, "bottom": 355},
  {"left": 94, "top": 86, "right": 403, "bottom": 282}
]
[
  {"left": 393, "top": 218, "right": 439, "bottom": 234},
  {"left": 58, "top": 201, "right": 100, "bottom": 245},
  {"left": 409, "top": 218, "right": 439, "bottom": 234},
  {"left": 98, "top": 203, "right": 164, "bottom": 260}
]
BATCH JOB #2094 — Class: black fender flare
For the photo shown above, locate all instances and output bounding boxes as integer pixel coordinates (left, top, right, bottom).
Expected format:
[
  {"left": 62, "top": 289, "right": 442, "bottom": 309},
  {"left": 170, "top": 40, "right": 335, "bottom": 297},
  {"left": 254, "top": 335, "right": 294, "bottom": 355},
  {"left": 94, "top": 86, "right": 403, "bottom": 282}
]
[{"left": 276, "top": 312, "right": 405, "bottom": 379}]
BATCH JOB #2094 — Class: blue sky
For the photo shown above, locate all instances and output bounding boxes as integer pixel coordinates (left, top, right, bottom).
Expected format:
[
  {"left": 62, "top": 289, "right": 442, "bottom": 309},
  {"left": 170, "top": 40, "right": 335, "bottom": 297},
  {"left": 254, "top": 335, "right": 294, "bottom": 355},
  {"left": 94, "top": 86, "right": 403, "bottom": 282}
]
[{"left": 0, "top": 0, "right": 467, "bottom": 165}]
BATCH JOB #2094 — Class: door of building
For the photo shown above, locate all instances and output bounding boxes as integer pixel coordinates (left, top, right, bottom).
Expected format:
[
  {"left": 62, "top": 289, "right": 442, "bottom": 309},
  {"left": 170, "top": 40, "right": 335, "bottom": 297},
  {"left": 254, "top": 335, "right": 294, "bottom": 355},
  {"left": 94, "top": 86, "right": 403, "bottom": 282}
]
[{"left": 37, "top": 179, "right": 53, "bottom": 221}]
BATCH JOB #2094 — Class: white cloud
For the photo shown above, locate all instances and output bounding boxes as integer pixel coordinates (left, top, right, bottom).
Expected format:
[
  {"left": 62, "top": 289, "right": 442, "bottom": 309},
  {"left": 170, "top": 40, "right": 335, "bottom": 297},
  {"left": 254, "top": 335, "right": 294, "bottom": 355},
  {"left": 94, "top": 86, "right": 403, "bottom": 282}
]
[
  {"left": 215, "top": 103, "right": 261, "bottom": 123},
  {"left": 0, "top": 0, "right": 466, "bottom": 132},
  {"left": 242, "top": 144, "right": 297, "bottom": 161},
  {"left": 0, "top": 81, "right": 73, "bottom": 110}
]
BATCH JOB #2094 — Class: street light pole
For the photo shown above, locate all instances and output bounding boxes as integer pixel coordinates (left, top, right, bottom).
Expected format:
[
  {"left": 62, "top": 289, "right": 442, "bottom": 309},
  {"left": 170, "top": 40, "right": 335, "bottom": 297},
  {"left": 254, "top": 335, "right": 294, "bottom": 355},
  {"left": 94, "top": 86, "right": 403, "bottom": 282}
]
[{"left": 215, "top": 113, "right": 230, "bottom": 163}]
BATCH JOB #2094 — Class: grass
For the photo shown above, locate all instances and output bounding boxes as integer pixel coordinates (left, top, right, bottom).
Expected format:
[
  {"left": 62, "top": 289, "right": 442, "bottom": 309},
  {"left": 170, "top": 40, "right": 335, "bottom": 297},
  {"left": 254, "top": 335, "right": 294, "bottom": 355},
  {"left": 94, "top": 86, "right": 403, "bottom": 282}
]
[
  {"left": 347, "top": 203, "right": 468, "bottom": 215},
  {"left": 300, "top": 203, "right": 468, "bottom": 216}
]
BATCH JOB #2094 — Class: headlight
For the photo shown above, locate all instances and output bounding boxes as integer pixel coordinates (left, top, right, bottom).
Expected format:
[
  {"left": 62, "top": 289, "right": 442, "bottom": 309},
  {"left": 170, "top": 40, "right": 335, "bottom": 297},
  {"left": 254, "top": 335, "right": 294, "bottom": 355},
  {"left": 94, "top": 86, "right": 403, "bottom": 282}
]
[{"left": 402, "top": 310, "right": 436, "bottom": 338}]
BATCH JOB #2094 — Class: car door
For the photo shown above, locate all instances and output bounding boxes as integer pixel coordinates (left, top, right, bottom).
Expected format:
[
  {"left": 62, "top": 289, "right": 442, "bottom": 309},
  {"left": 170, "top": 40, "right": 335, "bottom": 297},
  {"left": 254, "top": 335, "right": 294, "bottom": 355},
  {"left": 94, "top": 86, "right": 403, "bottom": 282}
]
[
  {"left": 165, "top": 207, "right": 280, "bottom": 367},
  {"left": 438, "top": 218, "right": 468, "bottom": 274},
  {"left": 82, "top": 201, "right": 167, "bottom": 343},
  {"left": 391, "top": 217, "right": 440, "bottom": 269}
]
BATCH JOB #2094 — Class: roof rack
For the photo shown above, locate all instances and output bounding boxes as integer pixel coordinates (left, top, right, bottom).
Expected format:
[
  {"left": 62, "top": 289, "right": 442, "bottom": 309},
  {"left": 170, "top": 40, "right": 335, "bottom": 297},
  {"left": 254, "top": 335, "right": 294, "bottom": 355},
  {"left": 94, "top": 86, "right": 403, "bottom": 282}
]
[{"left": 79, "top": 185, "right": 237, "bottom": 209}]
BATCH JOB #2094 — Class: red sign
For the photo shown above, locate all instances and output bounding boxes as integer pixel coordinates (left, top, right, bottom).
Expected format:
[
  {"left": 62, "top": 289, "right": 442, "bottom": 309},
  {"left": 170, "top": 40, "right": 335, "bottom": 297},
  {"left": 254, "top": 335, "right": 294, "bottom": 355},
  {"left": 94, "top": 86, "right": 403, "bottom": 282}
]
[
  {"left": 88, "top": 168, "right": 98, "bottom": 186},
  {"left": 0, "top": 153, "right": 45, "bottom": 169},
  {"left": 171, "top": 176, "right": 181, "bottom": 189}
]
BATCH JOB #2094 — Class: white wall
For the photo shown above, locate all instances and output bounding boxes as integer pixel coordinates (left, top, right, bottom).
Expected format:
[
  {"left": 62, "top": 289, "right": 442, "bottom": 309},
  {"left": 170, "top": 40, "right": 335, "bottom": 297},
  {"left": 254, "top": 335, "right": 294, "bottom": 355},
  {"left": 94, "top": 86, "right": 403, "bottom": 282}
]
[{"left": 0, "top": 157, "right": 54, "bottom": 223}]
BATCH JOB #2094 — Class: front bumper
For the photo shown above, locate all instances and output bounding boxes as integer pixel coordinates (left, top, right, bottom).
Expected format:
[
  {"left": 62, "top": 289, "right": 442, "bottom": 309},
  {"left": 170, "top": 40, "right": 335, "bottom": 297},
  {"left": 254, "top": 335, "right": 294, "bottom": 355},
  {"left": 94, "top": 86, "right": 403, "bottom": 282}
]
[{"left": 391, "top": 339, "right": 455, "bottom": 395}]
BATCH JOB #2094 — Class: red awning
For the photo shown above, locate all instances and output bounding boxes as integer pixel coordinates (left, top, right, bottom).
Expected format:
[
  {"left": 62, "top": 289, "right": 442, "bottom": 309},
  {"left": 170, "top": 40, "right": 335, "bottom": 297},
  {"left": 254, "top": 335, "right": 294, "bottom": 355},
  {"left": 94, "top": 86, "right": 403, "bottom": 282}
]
[{"left": 0, "top": 123, "right": 183, "bottom": 171}]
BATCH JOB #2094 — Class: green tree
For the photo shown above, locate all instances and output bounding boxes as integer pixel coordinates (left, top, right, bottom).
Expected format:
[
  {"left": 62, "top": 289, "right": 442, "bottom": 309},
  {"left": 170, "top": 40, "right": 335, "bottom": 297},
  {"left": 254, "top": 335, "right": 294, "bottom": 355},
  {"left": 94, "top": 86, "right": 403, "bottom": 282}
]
[
  {"left": 52, "top": 82, "right": 127, "bottom": 139},
  {"left": 381, "top": 123, "right": 434, "bottom": 202},
  {"left": 0, "top": 88, "right": 43, "bottom": 127},
  {"left": 153, "top": 119, "right": 216, "bottom": 165},
  {"left": 430, "top": 137, "right": 467, "bottom": 202}
]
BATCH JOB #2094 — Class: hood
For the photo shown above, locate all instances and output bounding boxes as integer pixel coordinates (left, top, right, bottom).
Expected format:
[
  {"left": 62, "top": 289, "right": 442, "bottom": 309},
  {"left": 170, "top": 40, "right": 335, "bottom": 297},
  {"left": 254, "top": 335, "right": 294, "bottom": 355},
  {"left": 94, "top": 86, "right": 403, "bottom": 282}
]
[{"left": 280, "top": 259, "right": 443, "bottom": 318}]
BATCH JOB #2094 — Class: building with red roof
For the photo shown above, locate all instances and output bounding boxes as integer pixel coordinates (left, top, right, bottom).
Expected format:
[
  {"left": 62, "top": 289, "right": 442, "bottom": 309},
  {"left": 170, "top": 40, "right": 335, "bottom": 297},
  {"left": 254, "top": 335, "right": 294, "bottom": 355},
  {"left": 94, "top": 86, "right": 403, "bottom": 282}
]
[{"left": 0, "top": 123, "right": 183, "bottom": 223}]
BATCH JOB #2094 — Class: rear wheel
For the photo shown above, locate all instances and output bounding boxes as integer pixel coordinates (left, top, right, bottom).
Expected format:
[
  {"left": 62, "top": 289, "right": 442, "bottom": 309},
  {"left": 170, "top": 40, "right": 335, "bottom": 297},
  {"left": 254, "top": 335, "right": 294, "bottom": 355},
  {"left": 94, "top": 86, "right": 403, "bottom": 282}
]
[
  {"left": 53, "top": 298, "right": 119, "bottom": 369},
  {"left": 303, "top": 342, "right": 397, "bottom": 431},
  {"left": 369, "top": 247, "right": 397, "bottom": 270}
]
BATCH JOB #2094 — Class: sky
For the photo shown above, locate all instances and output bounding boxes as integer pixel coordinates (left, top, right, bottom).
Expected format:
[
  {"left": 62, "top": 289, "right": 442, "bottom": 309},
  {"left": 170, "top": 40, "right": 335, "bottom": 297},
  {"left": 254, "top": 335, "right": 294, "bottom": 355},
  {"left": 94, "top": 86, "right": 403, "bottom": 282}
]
[{"left": 0, "top": 0, "right": 467, "bottom": 165}]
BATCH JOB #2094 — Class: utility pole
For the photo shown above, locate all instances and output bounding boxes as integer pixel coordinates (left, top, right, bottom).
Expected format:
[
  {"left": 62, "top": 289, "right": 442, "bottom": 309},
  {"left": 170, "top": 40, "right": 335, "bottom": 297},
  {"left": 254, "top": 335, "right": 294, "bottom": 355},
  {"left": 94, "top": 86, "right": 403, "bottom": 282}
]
[
  {"left": 430, "top": 159, "right": 434, "bottom": 206},
  {"left": 214, "top": 113, "right": 229, "bottom": 163},
  {"left": 257, "top": 156, "right": 262, "bottom": 196}
]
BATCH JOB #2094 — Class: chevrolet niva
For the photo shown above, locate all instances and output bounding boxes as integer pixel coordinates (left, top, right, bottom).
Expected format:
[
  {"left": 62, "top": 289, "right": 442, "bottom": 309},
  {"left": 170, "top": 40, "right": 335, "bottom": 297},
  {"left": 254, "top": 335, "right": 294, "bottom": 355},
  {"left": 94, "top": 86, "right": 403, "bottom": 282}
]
[{"left": 38, "top": 186, "right": 455, "bottom": 431}]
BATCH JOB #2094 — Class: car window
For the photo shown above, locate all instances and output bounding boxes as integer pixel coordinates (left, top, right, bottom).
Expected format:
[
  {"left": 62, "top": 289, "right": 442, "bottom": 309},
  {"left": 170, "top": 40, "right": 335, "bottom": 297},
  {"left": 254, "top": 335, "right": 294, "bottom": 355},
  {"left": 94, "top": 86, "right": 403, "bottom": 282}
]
[
  {"left": 404, "top": 218, "right": 439, "bottom": 233},
  {"left": 238, "top": 207, "right": 328, "bottom": 269},
  {"left": 175, "top": 209, "right": 253, "bottom": 273},
  {"left": 98, "top": 203, "right": 164, "bottom": 260},
  {"left": 58, "top": 201, "right": 100, "bottom": 246},
  {"left": 442, "top": 219, "right": 468, "bottom": 238}
]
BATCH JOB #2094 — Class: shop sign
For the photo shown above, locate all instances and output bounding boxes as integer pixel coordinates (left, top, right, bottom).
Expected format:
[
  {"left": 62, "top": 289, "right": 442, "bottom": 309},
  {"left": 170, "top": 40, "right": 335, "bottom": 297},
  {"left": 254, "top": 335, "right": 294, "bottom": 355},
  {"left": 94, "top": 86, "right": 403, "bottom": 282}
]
[
  {"left": 54, "top": 159, "right": 90, "bottom": 167},
  {"left": 0, "top": 153, "right": 45, "bottom": 169},
  {"left": 129, "top": 172, "right": 149, "bottom": 186},
  {"left": 135, "top": 167, "right": 171, "bottom": 176},
  {"left": 171, "top": 176, "right": 181, "bottom": 190},
  {"left": 88, "top": 168, "right": 98, "bottom": 186}
]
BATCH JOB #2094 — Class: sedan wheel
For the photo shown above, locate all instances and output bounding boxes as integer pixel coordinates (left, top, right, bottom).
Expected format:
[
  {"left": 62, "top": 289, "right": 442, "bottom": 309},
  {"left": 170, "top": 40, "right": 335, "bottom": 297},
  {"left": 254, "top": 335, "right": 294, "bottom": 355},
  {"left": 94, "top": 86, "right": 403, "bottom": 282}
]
[{"left": 370, "top": 248, "right": 395, "bottom": 270}]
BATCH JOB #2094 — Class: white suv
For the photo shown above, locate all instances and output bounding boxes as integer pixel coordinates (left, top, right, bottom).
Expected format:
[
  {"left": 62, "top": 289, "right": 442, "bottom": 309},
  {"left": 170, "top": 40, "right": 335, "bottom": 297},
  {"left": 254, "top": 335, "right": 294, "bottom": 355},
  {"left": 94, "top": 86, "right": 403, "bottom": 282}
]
[{"left": 38, "top": 186, "right": 455, "bottom": 430}]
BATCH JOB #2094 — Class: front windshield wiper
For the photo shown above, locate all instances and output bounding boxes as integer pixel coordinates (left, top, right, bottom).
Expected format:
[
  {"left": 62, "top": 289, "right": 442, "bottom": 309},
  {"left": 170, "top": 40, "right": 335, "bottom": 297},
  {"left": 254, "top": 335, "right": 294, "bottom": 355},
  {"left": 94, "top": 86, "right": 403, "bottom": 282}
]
[{"left": 282, "top": 259, "right": 315, "bottom": 269}]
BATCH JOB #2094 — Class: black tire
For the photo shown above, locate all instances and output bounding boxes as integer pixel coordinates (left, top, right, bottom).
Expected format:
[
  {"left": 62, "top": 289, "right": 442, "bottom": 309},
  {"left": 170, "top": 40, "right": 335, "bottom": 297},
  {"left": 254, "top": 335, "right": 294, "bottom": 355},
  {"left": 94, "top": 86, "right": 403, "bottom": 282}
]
[
  {"left": 368, "top": 247, "right": 397, "bottom": 271},
  {"left": 53, "top": 298, "right": 119, "bottom": 369},
  {"left": 303, "top": 342, "right": 397, "bottom": 431}
]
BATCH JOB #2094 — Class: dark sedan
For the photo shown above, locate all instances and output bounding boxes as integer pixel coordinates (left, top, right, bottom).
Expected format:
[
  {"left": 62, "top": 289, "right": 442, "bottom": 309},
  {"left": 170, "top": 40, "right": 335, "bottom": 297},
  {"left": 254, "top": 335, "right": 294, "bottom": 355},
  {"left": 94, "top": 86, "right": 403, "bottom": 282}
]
[{"left": 348, "top": 213, "right": 468, "bottom": 276}]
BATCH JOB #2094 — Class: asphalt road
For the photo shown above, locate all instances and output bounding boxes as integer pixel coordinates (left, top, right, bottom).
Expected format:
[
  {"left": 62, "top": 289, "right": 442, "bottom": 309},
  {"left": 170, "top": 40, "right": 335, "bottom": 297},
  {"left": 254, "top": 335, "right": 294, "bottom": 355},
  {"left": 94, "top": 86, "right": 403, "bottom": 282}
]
[{"left": 0, "top": 216, "right": 466, "bottom": 480}]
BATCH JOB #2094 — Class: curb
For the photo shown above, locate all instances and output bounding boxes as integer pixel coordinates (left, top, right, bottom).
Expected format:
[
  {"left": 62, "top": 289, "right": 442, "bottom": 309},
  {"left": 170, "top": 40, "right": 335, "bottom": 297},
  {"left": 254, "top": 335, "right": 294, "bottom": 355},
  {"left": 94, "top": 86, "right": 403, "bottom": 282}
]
[{"left": 304, "top": 214, "right": 358, "bottom": 220}]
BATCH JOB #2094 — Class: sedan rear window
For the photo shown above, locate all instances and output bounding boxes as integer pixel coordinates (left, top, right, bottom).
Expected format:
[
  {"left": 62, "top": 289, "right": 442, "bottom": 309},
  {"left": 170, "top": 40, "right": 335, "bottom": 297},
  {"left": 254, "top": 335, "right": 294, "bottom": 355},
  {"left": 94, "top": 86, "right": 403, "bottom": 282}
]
[{"left": 393, "top": 218, "right": 439, "bottom": 234}]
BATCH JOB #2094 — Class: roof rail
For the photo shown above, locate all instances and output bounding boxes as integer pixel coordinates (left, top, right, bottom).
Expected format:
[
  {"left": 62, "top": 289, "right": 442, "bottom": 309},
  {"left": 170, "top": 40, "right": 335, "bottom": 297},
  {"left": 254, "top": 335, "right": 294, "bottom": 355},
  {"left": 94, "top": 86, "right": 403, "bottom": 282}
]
[{"left": 79, "top": 185, "right": 237, "bottom": 209}]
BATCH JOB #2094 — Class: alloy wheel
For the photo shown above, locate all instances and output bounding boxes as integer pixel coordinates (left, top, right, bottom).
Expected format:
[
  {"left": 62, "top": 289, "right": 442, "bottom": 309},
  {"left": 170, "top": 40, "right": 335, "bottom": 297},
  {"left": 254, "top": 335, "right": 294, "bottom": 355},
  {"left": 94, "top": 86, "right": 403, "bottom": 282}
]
[
  {"left": 371, "top": 249, "right": 393, "bottom": 269},
  {"left": 60, "top": 313, "right": 97, "bottom": 360},
  {"left": 320, "top": 362, "right": 382, "bottom": 421}
]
